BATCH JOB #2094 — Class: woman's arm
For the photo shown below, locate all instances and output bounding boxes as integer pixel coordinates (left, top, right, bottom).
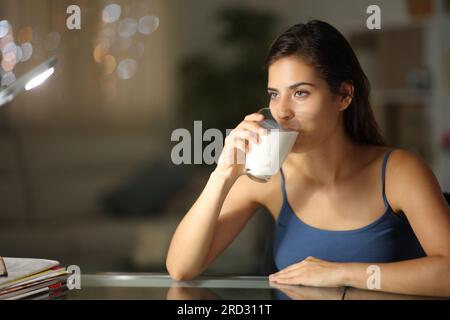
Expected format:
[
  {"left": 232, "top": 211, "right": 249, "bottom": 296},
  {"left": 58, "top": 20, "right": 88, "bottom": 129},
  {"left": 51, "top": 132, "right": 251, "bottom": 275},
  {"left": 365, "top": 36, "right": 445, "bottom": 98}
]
[
  {"left": 343, "top": 150, "right": 450, "bottom": 297},
  {"left": 166, "top": 171, "right": 260, "bottom": 281},
  {"left": 166, "top": 112, "right": 267, "bottom": 281},
  {"left": 342, "top": 256, "right": 450, "bottom": 297}
]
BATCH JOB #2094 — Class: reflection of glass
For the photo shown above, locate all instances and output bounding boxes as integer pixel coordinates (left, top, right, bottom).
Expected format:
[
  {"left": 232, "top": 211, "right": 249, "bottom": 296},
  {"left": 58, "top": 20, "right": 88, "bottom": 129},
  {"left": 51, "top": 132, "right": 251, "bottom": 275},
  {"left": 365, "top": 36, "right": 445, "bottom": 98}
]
[{"left": 245, "top": 108, "right": 298, "bottom": 183}]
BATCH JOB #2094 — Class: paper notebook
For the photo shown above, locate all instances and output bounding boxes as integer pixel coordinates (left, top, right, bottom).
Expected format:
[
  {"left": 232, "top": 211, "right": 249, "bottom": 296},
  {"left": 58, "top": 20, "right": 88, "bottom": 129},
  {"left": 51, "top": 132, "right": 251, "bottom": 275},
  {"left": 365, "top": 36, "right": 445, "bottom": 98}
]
[{"left": 0, "top": 257, "right": 60, "bottom": 289}]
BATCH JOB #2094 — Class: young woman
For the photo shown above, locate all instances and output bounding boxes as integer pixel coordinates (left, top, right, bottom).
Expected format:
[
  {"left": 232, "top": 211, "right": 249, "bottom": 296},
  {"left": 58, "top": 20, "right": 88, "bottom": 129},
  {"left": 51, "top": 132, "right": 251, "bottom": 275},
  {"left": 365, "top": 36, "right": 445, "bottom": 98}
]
[{"left": 166, "top": 20, "right": 450, "bottom": 297}]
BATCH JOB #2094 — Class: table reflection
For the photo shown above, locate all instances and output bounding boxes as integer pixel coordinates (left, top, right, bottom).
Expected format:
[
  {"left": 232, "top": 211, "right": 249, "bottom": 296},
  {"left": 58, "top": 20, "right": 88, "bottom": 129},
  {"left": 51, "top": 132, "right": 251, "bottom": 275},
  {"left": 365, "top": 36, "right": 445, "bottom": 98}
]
[
  {"left": 167, "top": 284, "right": 222, "bottom": 300},
  {"left": 166, "top": 281, "right": 345, "bottom": 300},
  {"left": 63, "top": 274, "right": 447, "bottom": 300},
  {"left": 269, "top": 283, "right": 344, "bottom": 300}
]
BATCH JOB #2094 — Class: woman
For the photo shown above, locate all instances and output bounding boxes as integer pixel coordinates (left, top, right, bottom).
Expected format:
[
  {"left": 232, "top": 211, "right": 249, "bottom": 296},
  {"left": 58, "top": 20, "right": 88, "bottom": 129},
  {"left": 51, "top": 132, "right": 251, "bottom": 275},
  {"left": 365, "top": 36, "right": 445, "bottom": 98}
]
[{"left": 166, "top": 20, "right": 450, "bottom": 297}]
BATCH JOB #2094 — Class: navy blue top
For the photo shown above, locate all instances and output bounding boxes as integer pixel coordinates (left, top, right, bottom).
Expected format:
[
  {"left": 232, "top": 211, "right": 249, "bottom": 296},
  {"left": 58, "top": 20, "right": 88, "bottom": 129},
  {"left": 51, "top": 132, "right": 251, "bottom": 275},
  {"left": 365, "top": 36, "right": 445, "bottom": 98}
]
[{"left": 273, "top": 149, "right": 426, "bottom": 271}]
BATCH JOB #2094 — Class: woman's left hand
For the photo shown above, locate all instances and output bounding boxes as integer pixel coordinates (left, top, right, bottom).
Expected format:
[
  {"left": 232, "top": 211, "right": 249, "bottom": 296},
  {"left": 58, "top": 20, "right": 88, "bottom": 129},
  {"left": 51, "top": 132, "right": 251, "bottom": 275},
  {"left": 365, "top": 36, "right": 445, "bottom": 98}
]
[{"left": 269, "top": 256, "right": 347, "bottom": 288}]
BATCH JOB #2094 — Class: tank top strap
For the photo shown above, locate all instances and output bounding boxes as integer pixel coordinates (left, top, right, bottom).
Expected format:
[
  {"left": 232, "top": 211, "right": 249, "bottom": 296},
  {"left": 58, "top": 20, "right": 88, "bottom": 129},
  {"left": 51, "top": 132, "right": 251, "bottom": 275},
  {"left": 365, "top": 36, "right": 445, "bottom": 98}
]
[
  {"left": 277, "top": 167, "right": 290, "bottom": 225},
  {"left": 280, "top": 167, "right": 287, "bottom": 201},
  {"left": 382, "top": 149, "right": 395, "bottom": 209}
]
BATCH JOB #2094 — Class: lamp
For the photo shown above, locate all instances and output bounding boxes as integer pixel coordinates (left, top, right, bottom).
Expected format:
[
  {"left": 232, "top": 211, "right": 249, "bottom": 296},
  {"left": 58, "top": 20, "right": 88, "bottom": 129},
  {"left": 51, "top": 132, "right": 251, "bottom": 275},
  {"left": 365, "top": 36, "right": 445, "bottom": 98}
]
[
  {"left": 0, "top": 56, "right": 58, "bottom": 107},
  {"left": 0, "top": 56, "right": 58, "bottom": 226}
]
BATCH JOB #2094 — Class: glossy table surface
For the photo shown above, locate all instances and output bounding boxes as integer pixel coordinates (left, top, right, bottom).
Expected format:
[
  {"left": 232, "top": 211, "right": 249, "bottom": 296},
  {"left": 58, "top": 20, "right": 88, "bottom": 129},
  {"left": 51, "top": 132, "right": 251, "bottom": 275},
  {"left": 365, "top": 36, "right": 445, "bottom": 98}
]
[{"left": 62, "top": 273, "right": 443, "bottom": 300}]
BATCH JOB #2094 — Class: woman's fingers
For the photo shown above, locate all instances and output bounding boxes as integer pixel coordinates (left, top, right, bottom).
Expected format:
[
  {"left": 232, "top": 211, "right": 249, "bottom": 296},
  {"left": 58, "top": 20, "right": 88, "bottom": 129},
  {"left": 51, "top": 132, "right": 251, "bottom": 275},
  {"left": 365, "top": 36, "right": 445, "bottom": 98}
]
[
  {"left": 273, "top": 262, "right": 302, "bottom": 275},
  {"left": 226, "top": 125, "right": 266, "bottom": 153},
  {"left": 273, "top": 275, "right": 303, "bottom": 285},
  {"left": 273, "top": 268, "right": 305, "bottom": 281},
  {"left": 244, "top": 112, "right": 264, "bottom": 122},
  {"left": 271, "top": 258, "right": 312, "bottom": 277},
  {"left": 225, "top": 112, "right": 267, "bottom": 150},
  {"left": 218, "top": 112, "right": 268, "bottom": 167},
  {"left": 269, "top": 259, "right": 317, "bottom": 283},
  {"left": 228, "top": 128, "right": 258, "bottom": 146},
  {"left": 238, "top": 120, "right": 268, "bottom": 138}
]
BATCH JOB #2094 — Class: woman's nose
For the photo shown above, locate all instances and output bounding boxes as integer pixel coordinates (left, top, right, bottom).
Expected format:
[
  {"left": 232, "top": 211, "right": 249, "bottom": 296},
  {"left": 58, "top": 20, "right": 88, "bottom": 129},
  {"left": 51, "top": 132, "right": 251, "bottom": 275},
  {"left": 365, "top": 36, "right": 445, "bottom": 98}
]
[{"left": 274, "top": 107, "right": 295, "bottom": 122}]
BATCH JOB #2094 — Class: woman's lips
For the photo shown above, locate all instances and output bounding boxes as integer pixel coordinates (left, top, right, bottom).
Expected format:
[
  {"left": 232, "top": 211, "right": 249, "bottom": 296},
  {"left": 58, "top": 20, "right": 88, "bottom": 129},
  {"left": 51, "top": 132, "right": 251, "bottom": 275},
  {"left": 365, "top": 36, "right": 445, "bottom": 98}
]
[
  {"left": 279, "top": 122, "right": 301, "bottom": 131},
  {"left": 282, "top": 126, "right": 300, "bottom": 132}
]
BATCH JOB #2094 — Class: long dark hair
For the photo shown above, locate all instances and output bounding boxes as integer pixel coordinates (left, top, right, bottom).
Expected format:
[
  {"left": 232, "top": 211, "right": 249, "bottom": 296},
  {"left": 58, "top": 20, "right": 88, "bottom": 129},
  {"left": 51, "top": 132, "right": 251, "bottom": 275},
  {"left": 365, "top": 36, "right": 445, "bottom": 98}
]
[{"left": 265, "top": 20, "right": 386, "bottom": 146}]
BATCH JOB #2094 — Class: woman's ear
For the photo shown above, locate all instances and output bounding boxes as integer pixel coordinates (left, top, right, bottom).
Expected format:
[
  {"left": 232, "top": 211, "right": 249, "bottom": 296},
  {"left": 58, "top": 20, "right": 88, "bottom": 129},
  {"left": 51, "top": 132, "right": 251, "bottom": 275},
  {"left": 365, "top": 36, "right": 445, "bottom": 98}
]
[{"left": 338, "top": 81, "right": 354, "bottom": 111}]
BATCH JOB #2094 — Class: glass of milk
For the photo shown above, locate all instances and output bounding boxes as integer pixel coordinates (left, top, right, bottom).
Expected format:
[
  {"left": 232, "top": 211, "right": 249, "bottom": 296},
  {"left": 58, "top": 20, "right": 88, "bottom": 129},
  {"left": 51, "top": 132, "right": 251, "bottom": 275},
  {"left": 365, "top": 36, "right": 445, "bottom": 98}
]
[{"left": 245, "top": 108, "right": 298, "bottom": 183}]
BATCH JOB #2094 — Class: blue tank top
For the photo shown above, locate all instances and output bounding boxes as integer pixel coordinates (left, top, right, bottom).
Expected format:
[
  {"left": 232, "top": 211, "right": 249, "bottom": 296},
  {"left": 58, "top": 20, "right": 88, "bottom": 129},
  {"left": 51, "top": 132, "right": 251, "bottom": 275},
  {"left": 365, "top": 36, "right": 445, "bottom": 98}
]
[{"left": 273, "top": 149, "right": 426, "bottom": 271}]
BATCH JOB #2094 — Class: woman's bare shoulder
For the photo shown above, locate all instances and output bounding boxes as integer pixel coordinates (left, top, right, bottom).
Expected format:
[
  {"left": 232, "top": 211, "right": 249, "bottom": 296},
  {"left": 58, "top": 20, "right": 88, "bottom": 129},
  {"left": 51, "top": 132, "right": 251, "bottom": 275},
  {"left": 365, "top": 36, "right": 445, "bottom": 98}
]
[
  {"left": 382, "top": 147, "right": 437, "bottom": 211},
  {"left": 366, "top": 145, "right": 426, "bottom": 166}
]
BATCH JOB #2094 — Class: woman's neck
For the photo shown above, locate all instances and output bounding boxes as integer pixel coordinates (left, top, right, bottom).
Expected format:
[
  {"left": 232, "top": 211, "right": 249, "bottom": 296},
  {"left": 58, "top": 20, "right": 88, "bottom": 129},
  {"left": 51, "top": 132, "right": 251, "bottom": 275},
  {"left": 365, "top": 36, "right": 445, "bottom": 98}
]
[{"left": 287, "top": 125, "right": 364, "bottom": 187}]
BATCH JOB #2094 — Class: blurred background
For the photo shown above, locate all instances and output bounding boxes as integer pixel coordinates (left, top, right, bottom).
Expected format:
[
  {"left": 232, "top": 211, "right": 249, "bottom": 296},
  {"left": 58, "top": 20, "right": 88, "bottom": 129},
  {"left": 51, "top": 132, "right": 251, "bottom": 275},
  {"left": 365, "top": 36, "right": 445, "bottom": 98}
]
[{"left": 0, "top": 0, "right": 449, "bottom": 275}]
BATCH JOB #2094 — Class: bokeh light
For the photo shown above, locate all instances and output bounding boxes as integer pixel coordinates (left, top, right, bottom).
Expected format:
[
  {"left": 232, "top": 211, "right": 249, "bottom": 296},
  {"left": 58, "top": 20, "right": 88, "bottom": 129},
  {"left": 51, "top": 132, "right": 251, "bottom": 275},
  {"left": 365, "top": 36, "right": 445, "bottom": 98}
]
[
  {"left": 102, "top": 4, "right": 122, "bottom": 23},
  {"left": 18, "top": 26, "right": 33, "bottom": 43},
  {"left": 102, "top": 54, "right": 116, "bottom": 75},
  {"left": 138, "top": 15, "right": 159, "bottom": 35},
  {"left": 93, "top": 41, "right": 109, "bottom": 63},
  {"left": 1, "top": 42, "right": 18, "bottom": 71},
  {"left": 20, "top": 42, "right": 33, "bottom": 62},
  {"left": 118, "top": 18, "right": 138, "bottom": 38},
  {"left": 116, "top": 58, "right": 137, "bottom": 80},
  {"left": 2, "top": 42, "right": 17, "bottom": 57},
  {"left": 1, "top": 71, "right": 15, "bottom": 87},
  {"left": 14, "top": 45, "right": 23, "bottom": 61},
  {"left": 1, "top": 59, "right": 15, "bottom": 72},
  {"left": 0, "top": 20, "right": 9, "bottom": 38},
  {"left": 95, "top": 5, "right": 160, "bottom": 80},
  {"left": 0, "top": 34, "right": 14, "bottom": 49},
  {"left": 0, "top": 20, "right": 58, "bottom": 86}
]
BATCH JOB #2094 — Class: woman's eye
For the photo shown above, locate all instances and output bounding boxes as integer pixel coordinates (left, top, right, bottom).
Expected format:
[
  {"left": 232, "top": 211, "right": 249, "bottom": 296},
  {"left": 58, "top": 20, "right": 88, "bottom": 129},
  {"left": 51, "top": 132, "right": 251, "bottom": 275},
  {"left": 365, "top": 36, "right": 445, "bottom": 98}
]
[
  {"left": 294, "top": 91, "right": 309, "bottom": 98},
  {"left": 268, "top": 92, "right": 278, "bottom": 99}
]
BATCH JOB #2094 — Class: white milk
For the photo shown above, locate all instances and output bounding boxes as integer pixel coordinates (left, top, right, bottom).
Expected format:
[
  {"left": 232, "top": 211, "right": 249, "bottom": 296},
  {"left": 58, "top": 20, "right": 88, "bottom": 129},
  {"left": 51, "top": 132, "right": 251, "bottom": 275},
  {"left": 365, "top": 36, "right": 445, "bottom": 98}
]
[{"left": 245, "top": 130, "right": 298, "bottom": 182}]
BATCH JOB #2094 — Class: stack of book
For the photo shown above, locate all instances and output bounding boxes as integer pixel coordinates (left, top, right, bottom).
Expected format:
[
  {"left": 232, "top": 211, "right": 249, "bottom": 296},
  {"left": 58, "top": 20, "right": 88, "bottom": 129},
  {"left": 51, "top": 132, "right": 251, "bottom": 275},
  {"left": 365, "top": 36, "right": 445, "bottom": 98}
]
[{"left": 0, "top": 257, "right": 69, "bottom": 300}]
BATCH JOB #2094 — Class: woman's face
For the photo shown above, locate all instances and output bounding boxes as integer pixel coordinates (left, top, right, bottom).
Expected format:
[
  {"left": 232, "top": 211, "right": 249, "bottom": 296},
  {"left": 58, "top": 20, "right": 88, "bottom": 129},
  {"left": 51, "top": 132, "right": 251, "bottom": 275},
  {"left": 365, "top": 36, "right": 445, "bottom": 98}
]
[{"left": 267, "top": 55, "right": 349, "bottom": 153}]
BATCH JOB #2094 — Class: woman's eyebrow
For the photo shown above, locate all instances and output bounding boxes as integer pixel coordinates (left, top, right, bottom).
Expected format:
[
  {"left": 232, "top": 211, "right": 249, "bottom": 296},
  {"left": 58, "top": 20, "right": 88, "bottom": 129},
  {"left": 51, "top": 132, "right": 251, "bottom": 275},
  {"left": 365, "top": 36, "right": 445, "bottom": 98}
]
[{"left": 267, "top": 81, "right": 315, "bottom": 92}]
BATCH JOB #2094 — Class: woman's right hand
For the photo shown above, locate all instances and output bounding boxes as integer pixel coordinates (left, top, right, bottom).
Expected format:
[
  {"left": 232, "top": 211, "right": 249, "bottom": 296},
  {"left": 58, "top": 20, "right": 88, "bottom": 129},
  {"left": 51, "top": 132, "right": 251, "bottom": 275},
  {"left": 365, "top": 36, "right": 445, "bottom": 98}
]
[{"left": 215, "top": 112, "right": 268, "bottom": 181}]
